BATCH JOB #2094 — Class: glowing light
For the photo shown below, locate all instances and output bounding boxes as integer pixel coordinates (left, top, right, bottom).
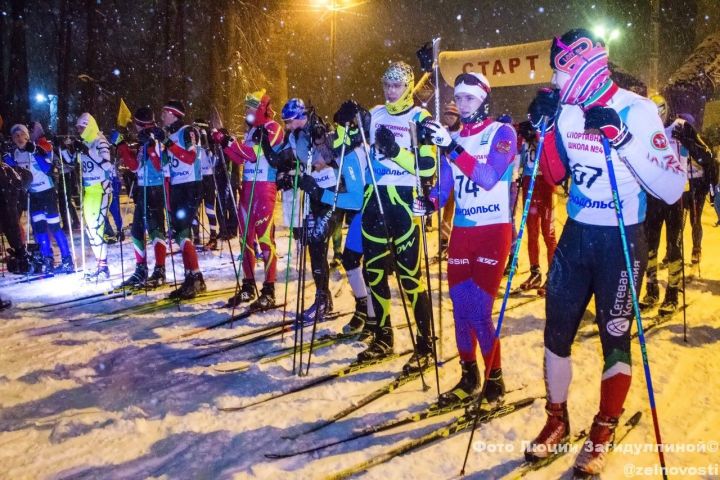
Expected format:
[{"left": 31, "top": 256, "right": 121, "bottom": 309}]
[{"left": 35, "top": 93, "right": 48, "bottom": 103}]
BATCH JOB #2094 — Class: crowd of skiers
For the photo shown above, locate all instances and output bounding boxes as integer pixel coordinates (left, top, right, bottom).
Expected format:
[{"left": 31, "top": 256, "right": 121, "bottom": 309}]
[{"left": 1, "top": 27, "right": 719, "bottom": 476}]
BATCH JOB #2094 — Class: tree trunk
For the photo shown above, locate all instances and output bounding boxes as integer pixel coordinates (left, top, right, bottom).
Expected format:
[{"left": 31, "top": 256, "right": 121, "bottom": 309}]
[
  {"left": 56, "top": 0, "right": 72, "bottom": 133},
  {"left": 176, "top": 0, "right": 186, "bottom": 101},
  {"left": 81, "top": 0, "right": 101, "bottom": 113},
  {"left": 6, "top": 0, "right": 30, "bottom": 123}
]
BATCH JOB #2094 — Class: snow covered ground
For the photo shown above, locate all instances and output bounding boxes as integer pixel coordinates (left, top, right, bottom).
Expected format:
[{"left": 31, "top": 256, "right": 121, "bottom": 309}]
[{"left": 0, "top": 197, "right": 719, "bottom": 480}]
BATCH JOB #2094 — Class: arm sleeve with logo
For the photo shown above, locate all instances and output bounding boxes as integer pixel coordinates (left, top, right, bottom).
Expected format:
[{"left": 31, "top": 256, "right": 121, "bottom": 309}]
[{"left": 617, "top": 99, "right": 685, "bottom": 204}]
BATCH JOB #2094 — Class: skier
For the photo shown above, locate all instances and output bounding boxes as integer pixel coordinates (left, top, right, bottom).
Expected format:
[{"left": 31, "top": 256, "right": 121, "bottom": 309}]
[
  {"left": 332, "top": 101, "right": 378, "bottom": 337},
  {"left": 160, "top": 100, "right": 206, "bottom": 299},
  {"left": 357, "top": 61, "right": 436, "bottom": 374},
  {"left": 116, "top": 107, "right": 169, "bottom": 288},
  {"left": 0, "top": 156, "right": 33, "bottom": 274},
  {"left": 422, "top": 72, "right": 516, "bottom": 407},
  {"left": 675, "top": 114, "right": 715, "bottom": 269},
  {"left": 517, "top": 119, "right": 557, "bottom": 294},
  {"left": 639, "top": 95, "right": 687, "bottom": 314},
  {"left": 439, "top": 101, "right": 462, "bottom": 251},
  {"left": 196, "top": 121, "right": 219, "bottom": 250},
  {"left": 103, "top": 134, "right": 125, "bottom": 244},
  {"left": 277, "top": 98, "right": 310, "bottom": 241},
  {"left": 5, "top": 124, "right": 73, "bottom": 274},
  {"left": 216, "top": 89, "right": 284, "bottom": 309},
  {"left": 523, "top": 29, "right": 685, "bottom": 477},
  {"left": 61, "top": 113, "right": 114, "bottom": 280}
]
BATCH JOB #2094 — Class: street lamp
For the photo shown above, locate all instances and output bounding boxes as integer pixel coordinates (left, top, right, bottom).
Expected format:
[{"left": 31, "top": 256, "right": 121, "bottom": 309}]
[
  {"left": 34, "top": 92, "right": 58, "bottom": 133},
  {"left": 593, "top": 24, "right": 621, "bottom": 52}
]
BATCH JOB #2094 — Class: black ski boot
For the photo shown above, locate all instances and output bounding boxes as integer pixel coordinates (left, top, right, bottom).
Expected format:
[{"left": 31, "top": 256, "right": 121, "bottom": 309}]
[
  {"left": 54, "top": 255, "right": 75, "bottom": 275},
  {"left": 357, "top": 317, "right": 377, "bottom": 344},
  {"left": 640, "top": 282, "right": 659, "bottom": 310},
  {"left": 120, "top": 263, "right": 148, "bottom": 288},
  {"left": 302, "top": 290, "right": 333, "bottom": 325},
  {"left": 519, "top": 265, "right": 542, "bottom": 290},
  {"left": 41, "top": 256, "right": 55, "bottom": 275},
  {"left": 249, "top": 282, "right": 275, "bottom": 310},
  {"left": 483, "top": 367, "right": 506, "bottom": 405},
  {"left": 438, "top": 360, "right": 480, "bottom": 407},
  {"left": 658, "top": 286, "right": 679, "bottom": 315},
  {"left": 226, "top": 279, "right": 256, "bottom": 307},
  {"left": 343, "top": 296, "right": 369, "bottom": 335},
  {"left": 84, "top": 264, "right": 110, "bottom": 282},
  {"left": 402, "top": 335, "right": 435, "bottom": 375},
  {"left": 205, "top": 232, "right": 218, "bottom": 250},
  {"left": 169, "top": 271, "right": 206, "bottom": 300},
  {"left": 357, "top": 324, "right": 394, "bottom": 362},
  {"left": 146, "top": 265, "right": 166, "bottom": 288}
]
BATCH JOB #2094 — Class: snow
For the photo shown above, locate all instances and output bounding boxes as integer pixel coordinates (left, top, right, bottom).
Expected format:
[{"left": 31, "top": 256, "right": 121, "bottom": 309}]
[{"left": 0, "top": 198, "right": 719, "bottom": 479}]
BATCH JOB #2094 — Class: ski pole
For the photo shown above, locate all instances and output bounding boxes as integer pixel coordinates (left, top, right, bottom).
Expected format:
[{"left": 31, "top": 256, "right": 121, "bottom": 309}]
[
  {"left": 680, "top": 195, "right": 687, "bottom": 342},
  {"left": 432, "top": 36, "right": 444, "bottom": 361},
  {"left": 409, "top": 120, "right": 441, "bottom": 399},
  {"left": 601, "top": 136, "right": 668, "bottom": 478},
  {"left": 231, "top": 146, "right": 260, "bottom": 319},
  {"left": 460, "top": 117, "right": 548, "bottom": 475},
  {"left": 356, "top": 112, "right": 429, "bottom": 391},
  {"left": 58, "top": 150, "right": 76, "bottom": 267},
  {"left": 305, "top": 123, "right": 349, "bottom": 375},
  {"left": 77, "top": 153, "right": 86, "bottom": 273},
  {"left": 211, "top": 144, "right": 241, "bottom": 298},
  {"left": 159, "top": 148, "right": 180, "bottom": 307},
  {"left": 281, "top": 154, "right": 302, "bottom": 343}
]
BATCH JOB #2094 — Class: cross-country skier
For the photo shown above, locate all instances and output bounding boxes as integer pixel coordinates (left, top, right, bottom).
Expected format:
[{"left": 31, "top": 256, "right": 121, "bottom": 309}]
[
  {"left": 422, "top": 72, "right": 516, "bottom": 407},
  {"left": 160, "top": 100, "right": 206, "bottom": 299},
  {"left": 358, "top": 61, "right": 436, "bottom": 374},
  {"left": 116, "top": 107, "right": 169, "bottom": 288},
  {"left": 195, "top": 121, "right": 219, "bottom": 250},
  {"left": 516, "top": 119, "right": 557, "bottom": 294},
  {"left": 523, "top": 29, "right": 685, "bottom": 477},
  {"left": 61, "top": 114, "right": 114, "bottom": 280},
  {"left": 4, "top": 124, "right": 74, "bottom": 274},
  {"left": 215, "top": 89, "right": 284, "bottom": 309},
  {"left": 0, "top": 156, "right": 32, "bottom": 274}
]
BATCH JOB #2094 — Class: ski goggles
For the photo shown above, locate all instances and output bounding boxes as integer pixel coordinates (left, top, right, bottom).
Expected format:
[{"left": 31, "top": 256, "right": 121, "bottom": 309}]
[{"left": 453, "top": 73, "right": 490, "bottom": 94}]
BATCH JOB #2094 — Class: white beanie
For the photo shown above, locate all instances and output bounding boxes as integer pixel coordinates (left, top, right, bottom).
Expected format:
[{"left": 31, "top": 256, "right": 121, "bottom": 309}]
[{"left": 10, "top": 124, "right": 29, "bottom": 137}]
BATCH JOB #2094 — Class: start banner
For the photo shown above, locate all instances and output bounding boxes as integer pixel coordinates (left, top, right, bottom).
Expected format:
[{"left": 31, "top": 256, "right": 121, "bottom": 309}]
[{"left": 439, "top": 40, "right": 553, "bottom": 88}]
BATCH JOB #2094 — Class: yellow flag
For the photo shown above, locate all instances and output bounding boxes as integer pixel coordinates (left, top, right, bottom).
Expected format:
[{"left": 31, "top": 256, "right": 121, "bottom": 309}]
[{"left": 117, "top": 98, "right": 132, "bottom": 127}]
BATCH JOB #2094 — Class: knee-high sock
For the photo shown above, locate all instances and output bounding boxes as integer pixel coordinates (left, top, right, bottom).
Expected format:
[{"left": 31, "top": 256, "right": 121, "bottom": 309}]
[{"left": 544, "top": 348, "right": 572, "bottom": 404}]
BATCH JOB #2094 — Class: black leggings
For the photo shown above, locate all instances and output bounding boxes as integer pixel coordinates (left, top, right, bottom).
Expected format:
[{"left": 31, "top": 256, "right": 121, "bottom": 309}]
[
  {"left": 361, "top": 185, "right": 432, "bottom": 342},
  {"left": 545, "top": 219, "right": 647, "bottom": 361},
  {"left": 645, "top": 195, "right": 682, "bottom": 290}
]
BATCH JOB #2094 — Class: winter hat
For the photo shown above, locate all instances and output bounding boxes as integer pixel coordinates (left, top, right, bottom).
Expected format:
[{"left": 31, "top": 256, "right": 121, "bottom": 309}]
[
  {"left": 382, "top": 61, "right": 415, "bottom": 115},
  {"left": 443, "top": 101, "right": 460, "bottom": 117},
  {"left": 133, "top": 106, "right": 155, "bottom": 127},
  {"left": 453, "top": 72, "right": 491, "bottom": 104},
  {"left": 281, "top": 98, "right": 307, "bottom": 121},
  {"left": 10, "top": 124, "right": 29, "bottom": 137},
  {"left": 76, "top": 112, "right": 100, "bottom": 142},
  {"left": 650, "top": 94, "right": 668, "bottom": 122},
  {"left": 550, "top": 28, "right": 609, "bottom": 105},
  {"left": 245, "top": 89, "right": 275, "bottom": 126},
  {"left": 163, "top": 100, "right": 186, "bottom": 118}
]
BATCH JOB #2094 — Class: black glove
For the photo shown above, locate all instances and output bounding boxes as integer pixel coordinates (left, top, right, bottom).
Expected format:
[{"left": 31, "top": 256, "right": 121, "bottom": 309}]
[
  {"left": 671, "top": 121, "right": 696, "bottom": 148},
  {"left": 518, "top": 121, "right": 536, "bottom": 143},
  {"left": 584, "top": 106, "right": 632, "bottom": 149},
  {"left": 416, "top": 42, "right": 433, "bottom": 72},
  {"left": 276, "top": 172, "right": 294, "bottom": 191},
  {"left": 412, "top": 195, "right": 436, "bottom": 216},
  {"left": 334, "top": 100, "right": 360, "bottom": 126},
  {"left": 73, "top": 140, "right": 89, "bottom": 155},
  {"left": 375, "top": 126, "right": 400, "bottom": 158},
  {"left": 299, "top": 174, "right": 323, "bottom": 202},
  {"left": 311, "top": 122, "right": 327, "bottom": 145},
  {"left": 528, "top": 88, "right": 560, "bottom": 130},
  {"left": 416, "top": 121, "right": 436, "bottom": 146},
  {"left": 251, "top": 126, "right": 267, "bottom": 144},
  {"left": 137, "top": 130, "right": 151, "bottom": 145},
  {"left": 150, "top": 126, "right": 166, "bottom": 143},
  {"left": 23, "top": 141, "right": 37, "bottom": 154}
]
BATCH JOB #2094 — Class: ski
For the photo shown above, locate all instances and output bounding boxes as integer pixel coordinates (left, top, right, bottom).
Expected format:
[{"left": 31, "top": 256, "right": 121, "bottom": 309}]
[
  {"left": 71, "top": 286, "right": 238, "bottom": 326},
  {"left": 266, "top": 385, "right": 526, "bottom": 459},
  {"left": 191, "top": 309, "right": 349, "bottom": 360},
  {"left": 505, "top": 411, "right": 642, "bottom": 479},
  {"left": 282, "top": 353, "right": 460, "bottom": 440},
  {"left": 220, "top": 349, "right": 413, "bottom": 412},
  {"left": 324, "top": 396, "right": 538, "bottom": 480}
]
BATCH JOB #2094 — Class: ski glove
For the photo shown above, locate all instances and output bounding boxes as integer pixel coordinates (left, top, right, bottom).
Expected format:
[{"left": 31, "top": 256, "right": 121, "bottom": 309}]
[
  {"left": 528, "top": 87, "right": 559, "bottom": 131},
  {"left": 412, "top": 195, "right": 436, "bottom": 217},
  {"left": 375, "top": 126, "right": 400, "bottom": 158},
  {"left": 671, "top": 121, "right": 696, "bottom": 148},
  {"left": 23, "top": 141, "right": 37, "bottom": 154},
  {"left": 73, "top": 140, "right": 89, "bottom": 155},
  {"left": 584, "top": 106, "right": 633, "bottom": 149},
  {"left": 251, "top": 126, "right": 267, "bottom": 144},
  {"left": 334, "top": 100, "right": 359, "bottom": 126},
  {"left": 422, "top": 120, "right": 455, "bottom": 148},
  {"left": 299, "top": 173, "right": 323, "bottom": 202},
  {"left": 211, "top": 129, "right": 232, "bottom": 148}
]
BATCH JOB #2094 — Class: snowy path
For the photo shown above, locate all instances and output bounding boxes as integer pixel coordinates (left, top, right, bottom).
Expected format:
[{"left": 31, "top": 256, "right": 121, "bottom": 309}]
[{"left": 1, "top": 203, "right": 719, "bottom": 479}]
